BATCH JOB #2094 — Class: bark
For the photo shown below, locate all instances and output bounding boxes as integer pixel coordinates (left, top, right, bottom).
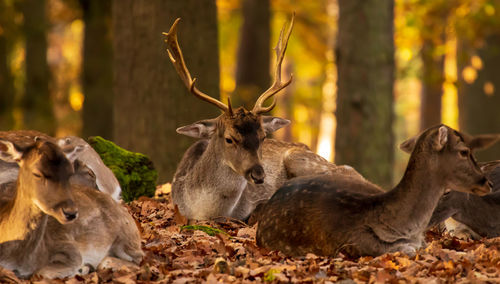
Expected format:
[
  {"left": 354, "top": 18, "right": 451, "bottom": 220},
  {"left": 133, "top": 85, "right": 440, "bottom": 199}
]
[
  {"left": 458, "top": 34, "right": 500, "bottom": 162},
  {"left": 420, "top": 37, "right": 445, "bottom": 130},
  {"left": 0, "top": 1, "right": 15, "bottom": 130},
  {"left": 335, "top": 0, "right": 395, "bottom": 188},
  {"left": 233, "top": 0, "right": 270, "bottom": 109},
  {"left": 80, "top": 0, "right": 113, "bottom": 139},
  {"left": 22, "top": 0, "right": 54, "bottom": 134},
  {"left": 112, "top": 0, "right": 219, "bottom": 183}
]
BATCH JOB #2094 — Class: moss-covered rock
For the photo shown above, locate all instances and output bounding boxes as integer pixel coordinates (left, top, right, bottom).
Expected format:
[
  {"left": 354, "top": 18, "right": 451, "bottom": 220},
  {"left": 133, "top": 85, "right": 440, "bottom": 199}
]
[{"left": 88, "top": 136, "right": 158, "bottom": 202}]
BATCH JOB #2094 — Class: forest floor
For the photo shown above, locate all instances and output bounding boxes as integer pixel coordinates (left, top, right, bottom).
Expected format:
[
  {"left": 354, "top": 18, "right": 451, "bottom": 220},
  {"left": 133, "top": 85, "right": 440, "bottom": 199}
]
[{"left": 3, "top": 185, "right": 500, "bottom": 283}]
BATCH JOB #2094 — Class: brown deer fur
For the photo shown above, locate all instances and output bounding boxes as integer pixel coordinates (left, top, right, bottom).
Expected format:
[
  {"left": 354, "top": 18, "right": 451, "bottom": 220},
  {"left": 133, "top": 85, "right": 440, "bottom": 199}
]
[
  {"left": 256, "top": 125, "right": 491, "bottom": 257},
  {"left": 168, "top": 15, "right": 365, "bottom": 221},
  {"left": 400, "top": 130, "right": 500, "bottom": 239},
  {"left": 0, "top": 139, "right": 143, "bottom": 279}
]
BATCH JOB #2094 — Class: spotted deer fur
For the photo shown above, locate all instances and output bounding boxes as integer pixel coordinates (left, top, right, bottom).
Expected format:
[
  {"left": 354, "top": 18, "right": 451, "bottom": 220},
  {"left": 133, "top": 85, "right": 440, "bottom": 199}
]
[{"left": 256, "top": 125, "right": 491, "bottom": 257}]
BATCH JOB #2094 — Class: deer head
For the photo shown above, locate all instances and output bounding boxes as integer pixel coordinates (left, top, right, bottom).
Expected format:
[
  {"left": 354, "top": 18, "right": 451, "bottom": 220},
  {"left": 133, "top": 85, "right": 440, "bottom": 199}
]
[
  {"left": 0, "top": 138, "right": 78, "bottom": 224},
  {"left": 410, "top": 125, "right": 492, "bottom": 195},
  {"left": 164, "top": 15, "right": 294, "bottom": 184}
]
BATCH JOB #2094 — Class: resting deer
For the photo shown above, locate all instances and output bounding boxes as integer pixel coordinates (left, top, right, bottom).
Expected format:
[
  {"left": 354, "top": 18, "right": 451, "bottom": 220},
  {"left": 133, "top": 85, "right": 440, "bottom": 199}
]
[
  {"left": 256, "top": 125, "right": 491, "bottom": 257},
  {"left": 165, "top": 15, "right": 363, "bottom": 221},
  {"left": 0, "top": 138, "right": 143, "bottom": 279},
  {"left": 0, "top": 131, "right": 118, "bottom": 206},
  {"left": 57, "top": 136, "right": 122, "bottom": 201},
  {"left": 400, "top": 130, "right": 500, "bottom": 240}
]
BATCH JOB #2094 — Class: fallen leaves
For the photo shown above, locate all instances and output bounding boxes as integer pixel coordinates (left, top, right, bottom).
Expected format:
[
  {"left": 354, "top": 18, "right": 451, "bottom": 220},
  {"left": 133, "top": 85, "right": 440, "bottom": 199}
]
[{"left": 1, "top": 191, "right": 499, "bottom": 283}]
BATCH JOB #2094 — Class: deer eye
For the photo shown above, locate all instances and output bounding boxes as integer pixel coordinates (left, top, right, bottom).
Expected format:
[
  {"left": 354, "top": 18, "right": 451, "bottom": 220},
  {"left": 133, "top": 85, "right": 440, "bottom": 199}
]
[
  {"left": 225, "top": 138, "right": 233, "bottom": 144},
  {"left": 32, "top": 171, "right": 43, "bottom": 178},
  {"left": 459, "top": 149, "right": 469, "bottom": 158}
]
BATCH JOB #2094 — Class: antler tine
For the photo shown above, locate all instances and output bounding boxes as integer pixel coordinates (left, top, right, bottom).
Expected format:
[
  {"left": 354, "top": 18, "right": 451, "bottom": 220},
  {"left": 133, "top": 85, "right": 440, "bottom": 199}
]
[
  {"left": 252, "top": 13, "right": 295, "bottom": 114},
  {"left": 163, "top": 18, "right": 228, "bottom": 112}
]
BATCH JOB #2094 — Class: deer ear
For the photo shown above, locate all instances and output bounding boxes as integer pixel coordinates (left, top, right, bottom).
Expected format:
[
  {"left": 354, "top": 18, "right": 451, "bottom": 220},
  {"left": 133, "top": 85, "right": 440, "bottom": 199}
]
[
  {"left": 399, "top": 136, "right": 417, "bottom": 153},
  {"left": 176, "top": 119, "right": 218, "bottom": 139},
  {"left": 0, "top": 139, "right": 23, "bottom": 163},
  {"left": 435, "top": 126, "right": 448, "bottom": 151},
  {"left": 262, "top": 116, "right": 290, "bottom": 134},
  {"left": 465, "top": 134, "right": 500, "bottom": 151}
]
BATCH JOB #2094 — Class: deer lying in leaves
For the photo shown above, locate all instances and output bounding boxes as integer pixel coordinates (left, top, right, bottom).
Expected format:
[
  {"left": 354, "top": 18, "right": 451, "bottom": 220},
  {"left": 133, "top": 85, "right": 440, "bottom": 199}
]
[
  {"left": 0, "top": 138, "right": 143, "bottom": 279},
  {"left": 256, "top": 125, "right": 491, "bottom": 257},
  {"left": 0, "top": 131, "right": 120, "bottom": 206},
  {"left": 400, "top": 130, "right": 500, "bottom": 240},
  {"left": 57, "top": 136, "right": 122, "bottom": 201},
  {"left": 165, "top": 15, "right": 363, "bottom": 221}
]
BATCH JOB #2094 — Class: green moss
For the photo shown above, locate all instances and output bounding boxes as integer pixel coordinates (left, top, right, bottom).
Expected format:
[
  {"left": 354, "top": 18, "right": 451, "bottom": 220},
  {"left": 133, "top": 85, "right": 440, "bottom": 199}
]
[
  {"left": 88, "top": 136, "right": 158, "bottom": 202},
  {"left": 180, "top": 225, "right": 228, "bottom": 236},
  {"left": 264, "top": 269, "right": 281, "bottom": 282}
]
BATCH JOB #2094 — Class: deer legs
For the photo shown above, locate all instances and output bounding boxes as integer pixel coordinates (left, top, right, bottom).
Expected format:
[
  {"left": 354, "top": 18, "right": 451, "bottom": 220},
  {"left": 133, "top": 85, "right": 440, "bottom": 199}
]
[{"left": 35, "top": 242, "right": 83, "bottom": 279}]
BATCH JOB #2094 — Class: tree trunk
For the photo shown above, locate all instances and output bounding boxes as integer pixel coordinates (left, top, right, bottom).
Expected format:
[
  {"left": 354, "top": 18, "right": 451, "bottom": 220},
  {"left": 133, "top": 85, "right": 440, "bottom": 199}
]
[
  {"left": 233, "top": 0, "right": 270, "bottom": 110},
  {"left": 113, "top": 0, "right": 220, "bottom": 183},
  {"left": 0, "top": 1, "right": 15, "bottom": 130},
  {"left": 420, "top": 37, "right": 445, "bottom": 130},
  {"left": 22, "top": 0, "right": 54, "bottom": 134},
  {"left": 458, "top": 34, "right": 500, "bottom": 162},
  {"left": 80, "top": 0, "right": 113, "bottom": 139},
  {"left": 335, "top": 0, "right": 394, "bottom": 188}
]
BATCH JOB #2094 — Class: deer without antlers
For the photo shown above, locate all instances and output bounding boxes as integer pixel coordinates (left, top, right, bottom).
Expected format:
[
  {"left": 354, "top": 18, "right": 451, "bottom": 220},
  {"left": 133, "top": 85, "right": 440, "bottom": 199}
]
[
  {"left": 256, "top": 125, "right": 491, "bottom": 257},
  {"left": 400, "top": 130, "right": 500, "bottom": 240},
  {"left": 0, "top": 138, "right": 143, "bottom": 278},
  {"left": 165, "top": 14, "right": 363, "bottom": 221}
]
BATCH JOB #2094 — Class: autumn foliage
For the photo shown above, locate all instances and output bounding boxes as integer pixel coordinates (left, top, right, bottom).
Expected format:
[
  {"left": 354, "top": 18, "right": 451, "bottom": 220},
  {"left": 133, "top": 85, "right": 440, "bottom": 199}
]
[{"left": 1, "top": 189, "right": 499, "bottom": 283}]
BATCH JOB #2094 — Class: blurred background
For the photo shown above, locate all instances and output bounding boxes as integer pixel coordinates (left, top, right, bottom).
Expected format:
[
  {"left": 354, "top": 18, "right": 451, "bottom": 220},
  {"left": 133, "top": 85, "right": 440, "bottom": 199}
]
[{"left": 0, "top": 0, "right": 499, "bottom": 187}]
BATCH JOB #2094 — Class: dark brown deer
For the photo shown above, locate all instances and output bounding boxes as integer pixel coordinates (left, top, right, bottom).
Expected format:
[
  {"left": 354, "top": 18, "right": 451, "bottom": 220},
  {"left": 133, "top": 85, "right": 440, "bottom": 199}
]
[
  {"left": 165, "top": 15, "right": 364, "bottom": 221},
  {"left": 256, "top": 125, "right": 491, "bottom": 257},
  {"left": 400, "top": 130, "right": 500, "bottom": 239},
  {"left": 0, "top": 138, "right": 143, "bottom": 278}
]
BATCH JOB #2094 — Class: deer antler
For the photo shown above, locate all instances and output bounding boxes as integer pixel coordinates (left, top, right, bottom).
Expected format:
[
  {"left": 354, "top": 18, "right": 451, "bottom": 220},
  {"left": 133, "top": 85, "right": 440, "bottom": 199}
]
[
  {"left": 252, "top": 13, "right": 295, "bottom": 115},
  {"left": 163, "top": 18, "right": 229, "bottom": 112}
]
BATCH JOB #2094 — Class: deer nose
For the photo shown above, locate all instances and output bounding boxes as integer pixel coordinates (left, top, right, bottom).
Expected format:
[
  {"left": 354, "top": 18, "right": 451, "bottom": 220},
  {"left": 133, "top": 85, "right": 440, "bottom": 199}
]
[
  {"left": 62, "top": 207, "right": 78, "bottom": 222},
  {"left": 247, "top": 165, "right": 265, "bottom": 184}
]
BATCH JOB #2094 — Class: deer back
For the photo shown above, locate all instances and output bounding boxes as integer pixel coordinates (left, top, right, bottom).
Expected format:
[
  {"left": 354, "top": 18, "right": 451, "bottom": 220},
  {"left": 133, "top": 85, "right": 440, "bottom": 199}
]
[{"left": 256, "top": 125, "right": 491, "bottom": 257}]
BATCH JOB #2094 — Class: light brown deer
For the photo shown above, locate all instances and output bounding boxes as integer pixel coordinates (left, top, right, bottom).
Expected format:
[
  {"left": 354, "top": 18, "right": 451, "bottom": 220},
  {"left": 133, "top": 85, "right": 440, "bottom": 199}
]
[
  {"left": 0, "top": 138, "right": 143, "bottom": 279},
  {"left": 57, "top": 136, "right": 122, "bottom": 201},
  {"left": 0, "top": 131, "right": 98, "bottom": 209},
  {"left": 256, "top": 125, "right": 491, "bottom": 257},
  {"left": 165, "top": 15, "right": 363, "bottom": 221}
]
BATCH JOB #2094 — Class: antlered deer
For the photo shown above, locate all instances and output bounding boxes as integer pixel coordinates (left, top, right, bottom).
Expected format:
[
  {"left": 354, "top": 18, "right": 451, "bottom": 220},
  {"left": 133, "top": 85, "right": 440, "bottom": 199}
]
[
  {"left": 0, "top": 138, "right": 143, "bottom": 278},
  {"left": 165, "top": 15, "right": 364, "bottom": 221},
  {"left": 256, "top": 125, "right": 491, "bottom": 257},
  {"left": 400, "top": 130, "right": 500, "bottom": 239}
]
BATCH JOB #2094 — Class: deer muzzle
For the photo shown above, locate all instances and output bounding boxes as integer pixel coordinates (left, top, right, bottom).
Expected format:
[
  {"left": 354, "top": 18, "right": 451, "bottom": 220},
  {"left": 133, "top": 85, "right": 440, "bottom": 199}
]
[{"left": 247, "top": 165, "right": 265, "bottom": 184}]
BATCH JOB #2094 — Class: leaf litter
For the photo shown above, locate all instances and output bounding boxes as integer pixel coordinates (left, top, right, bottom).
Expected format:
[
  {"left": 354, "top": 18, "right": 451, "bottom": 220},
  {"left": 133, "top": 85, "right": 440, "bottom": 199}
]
[{"left": 3, "top": 187, "right": 500, "bottom": 283}]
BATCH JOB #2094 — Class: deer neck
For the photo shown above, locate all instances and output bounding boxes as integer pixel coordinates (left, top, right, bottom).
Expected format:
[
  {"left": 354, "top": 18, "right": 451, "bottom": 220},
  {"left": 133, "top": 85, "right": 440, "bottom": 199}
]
[
  {"left": 378, "top": 154, "right": 446, "bottom": 236},
  {"left": 0, "top": 179, "right": 48, "bottom": 244}
]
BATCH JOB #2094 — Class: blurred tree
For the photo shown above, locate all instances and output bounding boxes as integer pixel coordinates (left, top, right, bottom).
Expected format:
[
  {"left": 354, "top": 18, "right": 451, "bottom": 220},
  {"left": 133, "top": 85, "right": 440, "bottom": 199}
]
[
  {"left": 456, "top": 0, "right": 500, "bottom": 161},
  {"left": 22, "top": 0, "right": 55, "bottom": 134},
  {"left": 458, "top": 35, "right": 500, "bottom": 161},
  {"left": 80, "top": 0, "right": 113, "bottom": 139},
  {"left": 0, "top": 0, "right": 16, "bottom": 130},
  {"left": 335, "top": 0, "right": 394, "bottom": 187},
  {"left": 233, "top": 0, "right": 270, "bottom": 109},
  {"left": 418, "top": 1, "right": 449, "bottom": 131},
  {"left": 113, "top": 0, "right": 219, "bottom": 183}
]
